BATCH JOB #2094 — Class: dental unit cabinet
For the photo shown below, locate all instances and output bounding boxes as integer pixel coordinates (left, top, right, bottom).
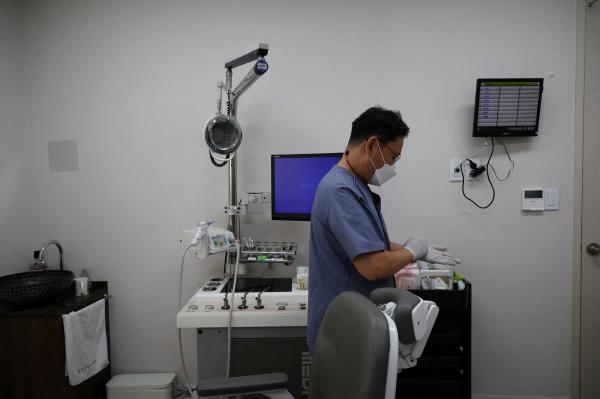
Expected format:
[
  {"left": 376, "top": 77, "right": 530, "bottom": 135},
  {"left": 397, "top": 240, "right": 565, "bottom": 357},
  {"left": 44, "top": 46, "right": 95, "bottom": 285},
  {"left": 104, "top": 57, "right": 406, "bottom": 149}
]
[{"left": 177, "top": 276, "right": 310, "bottom": 397}]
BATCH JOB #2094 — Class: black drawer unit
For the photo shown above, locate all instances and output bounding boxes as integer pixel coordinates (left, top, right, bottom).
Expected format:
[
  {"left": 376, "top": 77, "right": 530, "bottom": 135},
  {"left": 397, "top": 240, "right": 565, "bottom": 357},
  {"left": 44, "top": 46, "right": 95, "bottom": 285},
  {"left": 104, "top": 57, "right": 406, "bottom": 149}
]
[{"left": 397, "top": 280, "right": 471, "bottom": 399}]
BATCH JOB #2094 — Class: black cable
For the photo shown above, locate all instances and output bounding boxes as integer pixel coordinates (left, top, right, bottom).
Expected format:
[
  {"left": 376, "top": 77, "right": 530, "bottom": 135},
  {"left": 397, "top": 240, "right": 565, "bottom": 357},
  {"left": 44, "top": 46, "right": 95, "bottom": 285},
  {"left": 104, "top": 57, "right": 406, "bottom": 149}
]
[
  {"left": 173, "top": 386, "right": 197, "bottom": 398},
  {"left": 460, "top": 137, "right": 496, "bottom": 209},
  {"left": 209, "top": 151, "right": 229, "bottom": 167},
  {"left": 489, "top": 137, "right": 515, "bottom": 181}
]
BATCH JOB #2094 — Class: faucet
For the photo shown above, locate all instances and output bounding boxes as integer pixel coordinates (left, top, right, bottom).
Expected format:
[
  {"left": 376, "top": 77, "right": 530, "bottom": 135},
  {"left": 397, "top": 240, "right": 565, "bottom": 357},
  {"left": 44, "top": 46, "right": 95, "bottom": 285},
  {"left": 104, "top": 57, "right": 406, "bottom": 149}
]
[
  {"left": 37, "top": 240, "right": 64, "bottom": 270},
  {"left": 238, "top": 289, "right": 254, "bottom": 310},
  {"left": 254, "top": 286, "right": 270, "bottom": 310}
]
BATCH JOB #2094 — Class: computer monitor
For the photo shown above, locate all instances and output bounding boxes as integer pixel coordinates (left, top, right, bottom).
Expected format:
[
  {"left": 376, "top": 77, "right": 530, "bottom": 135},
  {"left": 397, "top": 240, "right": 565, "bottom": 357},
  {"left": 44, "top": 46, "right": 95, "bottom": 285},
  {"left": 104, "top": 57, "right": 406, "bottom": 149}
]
[
  {"left": 473, "top": 78, "right": 543, "bottom": 137},
  {"left": 271, "top": 153, "right": 343, "bottom": 221}
]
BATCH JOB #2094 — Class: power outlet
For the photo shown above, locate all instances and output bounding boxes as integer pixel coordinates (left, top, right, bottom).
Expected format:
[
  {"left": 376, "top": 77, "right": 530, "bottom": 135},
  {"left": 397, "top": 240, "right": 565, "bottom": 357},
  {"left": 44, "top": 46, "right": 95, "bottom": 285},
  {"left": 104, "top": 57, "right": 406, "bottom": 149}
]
[
  {"left": 261, "top": 192, "right": 271, "bottom": 203},
  {"left": 449, "top": 158, "right": 482, "bottom": 182},
  {"left": 247, "top": 192, "right": 262, "bottom": 204},
  {"left": 245, "top": 191, "right": 271, "bottom": 204}
]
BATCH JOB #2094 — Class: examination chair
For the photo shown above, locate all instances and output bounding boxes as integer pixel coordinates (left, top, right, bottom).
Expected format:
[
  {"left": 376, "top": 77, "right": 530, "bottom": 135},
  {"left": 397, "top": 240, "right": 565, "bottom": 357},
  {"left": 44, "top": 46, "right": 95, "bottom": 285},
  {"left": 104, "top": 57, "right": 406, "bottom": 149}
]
[{"left": 196, "top": 288, "right": 439, "bottom": 399}]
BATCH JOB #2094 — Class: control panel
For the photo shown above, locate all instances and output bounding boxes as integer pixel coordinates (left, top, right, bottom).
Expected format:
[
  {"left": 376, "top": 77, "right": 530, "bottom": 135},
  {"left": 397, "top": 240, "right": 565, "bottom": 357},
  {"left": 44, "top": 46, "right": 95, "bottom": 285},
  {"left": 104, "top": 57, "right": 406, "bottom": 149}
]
[{"left": 178, "top": 276, "right": 309, "bottom": 329}]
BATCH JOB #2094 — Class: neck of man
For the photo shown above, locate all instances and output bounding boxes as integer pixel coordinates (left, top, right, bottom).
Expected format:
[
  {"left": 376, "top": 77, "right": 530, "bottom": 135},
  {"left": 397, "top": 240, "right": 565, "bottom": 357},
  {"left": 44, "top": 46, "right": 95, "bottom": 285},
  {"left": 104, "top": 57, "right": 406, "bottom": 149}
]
[{"left": 338, "top": 149, "right": 371, "bottom": 185}]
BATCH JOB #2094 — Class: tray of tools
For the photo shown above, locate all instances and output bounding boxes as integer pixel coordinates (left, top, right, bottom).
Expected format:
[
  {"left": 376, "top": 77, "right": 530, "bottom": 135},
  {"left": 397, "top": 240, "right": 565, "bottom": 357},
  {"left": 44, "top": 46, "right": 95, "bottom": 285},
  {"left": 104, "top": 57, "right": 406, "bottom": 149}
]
[{"left": 238, "top": 240, "right": 298, "bottom": 265}]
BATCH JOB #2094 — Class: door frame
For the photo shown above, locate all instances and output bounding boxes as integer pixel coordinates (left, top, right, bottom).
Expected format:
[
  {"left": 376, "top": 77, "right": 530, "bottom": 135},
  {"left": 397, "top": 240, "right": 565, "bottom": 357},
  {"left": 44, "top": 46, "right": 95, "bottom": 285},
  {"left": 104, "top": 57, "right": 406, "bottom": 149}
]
[{"left": 572, "top": 1, "right": 591, "bottom": 398}]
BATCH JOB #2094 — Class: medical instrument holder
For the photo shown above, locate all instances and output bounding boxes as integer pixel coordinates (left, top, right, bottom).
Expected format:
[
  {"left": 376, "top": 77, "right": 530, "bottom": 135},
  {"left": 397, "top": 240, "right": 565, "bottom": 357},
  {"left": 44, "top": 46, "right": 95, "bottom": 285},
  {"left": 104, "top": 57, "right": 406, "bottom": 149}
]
[{"left": 235, "top": 241, "right": 298, "bottom": 265}]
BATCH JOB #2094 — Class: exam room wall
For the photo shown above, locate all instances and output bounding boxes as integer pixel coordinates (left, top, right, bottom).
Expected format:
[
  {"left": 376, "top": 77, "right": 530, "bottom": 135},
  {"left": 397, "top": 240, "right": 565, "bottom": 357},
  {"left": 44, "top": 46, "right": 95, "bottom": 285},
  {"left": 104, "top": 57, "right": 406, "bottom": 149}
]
[
  {"left": 0, "top": 0, "right": 28, "bottom": 276},
  {"left": 17, "top": 0, "right": 575, "bottom": 398}
]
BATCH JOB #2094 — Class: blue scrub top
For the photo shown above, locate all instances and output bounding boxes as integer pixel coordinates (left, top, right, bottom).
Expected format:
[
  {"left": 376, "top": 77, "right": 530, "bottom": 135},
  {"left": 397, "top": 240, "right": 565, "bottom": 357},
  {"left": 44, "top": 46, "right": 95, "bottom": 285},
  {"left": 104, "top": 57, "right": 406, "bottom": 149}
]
[{"left": 307, "top": 165, "right": 394, "bottom": 352}]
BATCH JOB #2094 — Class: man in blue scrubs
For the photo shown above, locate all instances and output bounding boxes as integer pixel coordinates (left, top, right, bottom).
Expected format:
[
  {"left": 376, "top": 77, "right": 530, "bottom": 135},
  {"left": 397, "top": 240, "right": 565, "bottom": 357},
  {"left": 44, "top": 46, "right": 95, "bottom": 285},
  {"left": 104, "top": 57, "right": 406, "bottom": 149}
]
[{"left": 307, "top": 106, "right": 459, "bottom": 352}]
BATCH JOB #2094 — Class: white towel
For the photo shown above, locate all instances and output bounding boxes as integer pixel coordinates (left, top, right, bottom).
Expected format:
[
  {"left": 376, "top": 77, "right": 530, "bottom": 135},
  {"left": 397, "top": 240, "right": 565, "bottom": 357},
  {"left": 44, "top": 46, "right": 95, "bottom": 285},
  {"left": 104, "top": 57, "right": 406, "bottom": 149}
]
[{"left": 62, "top": 299, "right": 109, "bottom": 385}]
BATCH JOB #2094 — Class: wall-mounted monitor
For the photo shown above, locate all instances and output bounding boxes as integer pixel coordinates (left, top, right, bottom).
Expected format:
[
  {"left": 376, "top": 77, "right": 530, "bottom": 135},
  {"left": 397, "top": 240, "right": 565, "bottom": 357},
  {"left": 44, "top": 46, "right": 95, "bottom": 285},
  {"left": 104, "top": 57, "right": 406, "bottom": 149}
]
[
  {"left": 473, "top": 78, "right": 543, "bottom": 137},
  {"left": 271, "top": 153, "right": 343, "bottom": 221}
]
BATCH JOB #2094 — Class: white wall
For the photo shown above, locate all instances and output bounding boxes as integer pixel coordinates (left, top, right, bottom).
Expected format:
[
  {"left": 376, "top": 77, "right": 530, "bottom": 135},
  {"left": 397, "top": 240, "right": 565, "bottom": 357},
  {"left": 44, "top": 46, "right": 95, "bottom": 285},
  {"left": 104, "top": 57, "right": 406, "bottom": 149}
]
[
  {"left": 0, "top": 0, "right": 28, "bottom": 275},
  {"left": 16, "top": 0, "right": 575, "bottom": 397}
]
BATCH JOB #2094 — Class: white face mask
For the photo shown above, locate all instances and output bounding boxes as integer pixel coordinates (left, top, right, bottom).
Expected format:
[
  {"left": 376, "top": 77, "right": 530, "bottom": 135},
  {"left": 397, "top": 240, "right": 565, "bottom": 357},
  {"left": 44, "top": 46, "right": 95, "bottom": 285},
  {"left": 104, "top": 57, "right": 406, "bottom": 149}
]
[{"left": 368, "top": 141, "right": 397, "bottom": 186}]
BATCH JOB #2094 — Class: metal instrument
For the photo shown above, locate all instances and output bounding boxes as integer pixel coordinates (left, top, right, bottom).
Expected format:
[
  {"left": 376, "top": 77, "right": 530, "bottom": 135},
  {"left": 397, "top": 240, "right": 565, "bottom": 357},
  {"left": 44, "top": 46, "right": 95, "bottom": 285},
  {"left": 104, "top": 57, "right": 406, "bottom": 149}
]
[
  {"left": 240, "top": 240, "right": 298, "bottom": 265},
  {"left": 204, "top": 43, "right": 270, "bottom": 240}
]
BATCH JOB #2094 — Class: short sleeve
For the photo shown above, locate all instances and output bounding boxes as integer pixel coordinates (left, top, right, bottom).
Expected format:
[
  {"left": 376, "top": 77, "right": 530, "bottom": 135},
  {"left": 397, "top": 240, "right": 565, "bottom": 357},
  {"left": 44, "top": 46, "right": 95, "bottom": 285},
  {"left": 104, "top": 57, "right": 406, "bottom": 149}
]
[{"left": 325, "top": 186, "right": 386, "bottom": 261}]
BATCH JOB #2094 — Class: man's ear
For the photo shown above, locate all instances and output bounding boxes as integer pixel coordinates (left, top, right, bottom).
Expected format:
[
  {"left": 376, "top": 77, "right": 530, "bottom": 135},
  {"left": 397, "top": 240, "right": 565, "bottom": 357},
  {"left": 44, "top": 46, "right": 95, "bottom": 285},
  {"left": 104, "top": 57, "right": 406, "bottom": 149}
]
[{"left": 365, "top": 136, "right": 378, "bottom": 154}]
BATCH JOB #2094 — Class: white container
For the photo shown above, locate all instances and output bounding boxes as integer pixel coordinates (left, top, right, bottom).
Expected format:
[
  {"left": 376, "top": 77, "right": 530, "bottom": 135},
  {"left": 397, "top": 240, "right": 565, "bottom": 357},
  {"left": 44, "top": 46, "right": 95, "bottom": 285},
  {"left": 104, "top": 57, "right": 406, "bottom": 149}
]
[
  {"left": 106, "top": 373, "right": 175, "bottom": 399},
  {"left": 296, "top": 266, "right": 309, "bottom": 290}
]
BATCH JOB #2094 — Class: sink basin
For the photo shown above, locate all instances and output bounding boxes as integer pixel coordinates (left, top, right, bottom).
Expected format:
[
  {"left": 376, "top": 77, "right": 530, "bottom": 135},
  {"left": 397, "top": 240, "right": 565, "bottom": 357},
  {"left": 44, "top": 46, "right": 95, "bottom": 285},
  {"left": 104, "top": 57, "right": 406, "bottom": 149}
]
[{"left": 0, "top": 270, "right": 74, "bottom": 305}]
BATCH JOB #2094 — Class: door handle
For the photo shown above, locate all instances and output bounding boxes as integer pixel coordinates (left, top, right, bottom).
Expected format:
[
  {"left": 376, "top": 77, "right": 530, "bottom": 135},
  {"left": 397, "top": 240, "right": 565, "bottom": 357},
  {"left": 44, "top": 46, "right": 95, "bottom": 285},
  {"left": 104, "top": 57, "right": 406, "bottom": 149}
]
[{"left": 587, "top": 243, "right": 600, "bottom": 256}]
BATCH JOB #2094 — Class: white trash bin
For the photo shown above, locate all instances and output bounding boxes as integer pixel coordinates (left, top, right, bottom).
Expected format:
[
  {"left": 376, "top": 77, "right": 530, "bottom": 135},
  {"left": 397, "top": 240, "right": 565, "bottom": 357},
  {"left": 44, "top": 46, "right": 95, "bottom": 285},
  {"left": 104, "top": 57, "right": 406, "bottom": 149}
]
[{"left": 106, "top": 373, "right": 175, "bottom": 399}]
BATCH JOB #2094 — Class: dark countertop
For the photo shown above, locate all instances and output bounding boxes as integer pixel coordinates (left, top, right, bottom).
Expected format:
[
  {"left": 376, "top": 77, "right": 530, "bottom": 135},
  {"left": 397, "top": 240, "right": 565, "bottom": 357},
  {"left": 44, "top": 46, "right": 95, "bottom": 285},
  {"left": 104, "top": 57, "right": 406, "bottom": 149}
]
[{"left": 0, "top": 281, "right": 108, "bottom": 317}]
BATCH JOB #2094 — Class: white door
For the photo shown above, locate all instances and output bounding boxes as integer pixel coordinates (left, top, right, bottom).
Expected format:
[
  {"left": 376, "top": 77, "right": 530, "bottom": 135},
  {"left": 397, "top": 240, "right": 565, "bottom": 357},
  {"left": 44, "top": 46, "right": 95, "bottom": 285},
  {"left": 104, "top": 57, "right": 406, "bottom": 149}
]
[{"left": 581, "top": 2, "right": 600, "bottom": 398}]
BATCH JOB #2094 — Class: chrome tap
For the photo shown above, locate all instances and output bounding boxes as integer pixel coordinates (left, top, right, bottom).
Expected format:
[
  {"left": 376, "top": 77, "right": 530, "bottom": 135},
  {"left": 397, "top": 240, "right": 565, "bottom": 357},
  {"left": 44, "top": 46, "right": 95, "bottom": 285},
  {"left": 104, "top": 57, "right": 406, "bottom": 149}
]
[
  {"left": 221, "top": 294, "right": 231, "bottom": 310},
  {"left": 254, "top": 286, "right": 270, "bottom": 310},
  {"left": 38, "top": 240, "right": 64, "bottom": 270},
  {"left": 238, "top": 290, "right": 253, "bottom": 310}
]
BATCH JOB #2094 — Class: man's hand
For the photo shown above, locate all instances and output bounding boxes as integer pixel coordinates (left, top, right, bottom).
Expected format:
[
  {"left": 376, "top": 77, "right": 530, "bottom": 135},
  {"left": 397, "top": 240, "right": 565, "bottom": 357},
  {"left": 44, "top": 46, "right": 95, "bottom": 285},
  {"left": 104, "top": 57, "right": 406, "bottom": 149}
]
[
  {"left": 401, "top": 237, "right": 462, "bottom": 266},
  {"left": 423, "top": 244, "right": 461, "bottom": 266},
  {"left": 402, "top": 235, "right": 429, "bottom": 261}
]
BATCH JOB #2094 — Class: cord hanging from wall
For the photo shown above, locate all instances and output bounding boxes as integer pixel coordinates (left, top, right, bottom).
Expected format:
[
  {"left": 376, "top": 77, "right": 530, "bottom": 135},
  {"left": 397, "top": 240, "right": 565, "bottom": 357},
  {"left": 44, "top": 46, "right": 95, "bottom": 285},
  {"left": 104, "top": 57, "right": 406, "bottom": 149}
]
[{"left": 458, "top": 137, "right": 515, "bottom": 209}]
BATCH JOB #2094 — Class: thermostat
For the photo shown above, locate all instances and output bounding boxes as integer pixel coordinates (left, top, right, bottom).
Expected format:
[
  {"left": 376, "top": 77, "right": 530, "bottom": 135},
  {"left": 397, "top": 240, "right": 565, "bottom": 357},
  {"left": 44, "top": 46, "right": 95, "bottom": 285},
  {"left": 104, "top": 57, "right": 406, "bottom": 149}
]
[{"left": 522, "top": 189, "right": 544, "bottom": 211}]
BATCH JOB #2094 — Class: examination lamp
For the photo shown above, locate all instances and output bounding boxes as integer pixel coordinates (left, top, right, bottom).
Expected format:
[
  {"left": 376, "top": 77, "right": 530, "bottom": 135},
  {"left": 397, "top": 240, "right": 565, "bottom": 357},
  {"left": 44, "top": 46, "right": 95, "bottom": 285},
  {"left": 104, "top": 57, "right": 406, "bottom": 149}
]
[
  {"left": 204, "top": 113, "right": 243, "bottom": 165},
  {"left": 204, "top": 44, "right": 269, "bottom": 168}
]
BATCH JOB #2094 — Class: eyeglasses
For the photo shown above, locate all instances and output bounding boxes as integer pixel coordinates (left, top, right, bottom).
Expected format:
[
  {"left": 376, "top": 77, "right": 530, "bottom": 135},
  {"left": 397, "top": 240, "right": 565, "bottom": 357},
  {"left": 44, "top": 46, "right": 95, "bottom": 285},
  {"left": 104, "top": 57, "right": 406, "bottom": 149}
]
[{"left": 381, "top": 141, "right": 401, "bottom": 163}]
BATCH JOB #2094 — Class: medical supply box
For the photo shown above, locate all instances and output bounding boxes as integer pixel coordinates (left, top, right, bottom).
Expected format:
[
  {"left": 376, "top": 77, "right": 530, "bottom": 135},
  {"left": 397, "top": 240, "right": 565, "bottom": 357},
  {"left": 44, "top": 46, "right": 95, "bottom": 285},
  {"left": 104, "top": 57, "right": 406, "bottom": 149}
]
[{"left": 106, "top": 373, "right": 175, "bottom": 399}]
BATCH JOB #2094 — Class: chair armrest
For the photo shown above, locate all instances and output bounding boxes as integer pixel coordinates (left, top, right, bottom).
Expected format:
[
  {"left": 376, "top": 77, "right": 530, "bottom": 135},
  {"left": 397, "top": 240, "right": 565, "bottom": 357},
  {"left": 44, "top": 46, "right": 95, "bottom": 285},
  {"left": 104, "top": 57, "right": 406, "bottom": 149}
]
[{"left": 197, "top": 372, "right": 288, "bottom": 396}]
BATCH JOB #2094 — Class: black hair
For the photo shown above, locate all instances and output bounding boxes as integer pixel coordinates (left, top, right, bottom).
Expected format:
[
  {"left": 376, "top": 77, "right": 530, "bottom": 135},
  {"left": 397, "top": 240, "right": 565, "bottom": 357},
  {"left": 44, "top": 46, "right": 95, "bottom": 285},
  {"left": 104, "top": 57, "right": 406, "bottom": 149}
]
[{"left": 348, "top": 106, "right": 409, "bottom": 146}]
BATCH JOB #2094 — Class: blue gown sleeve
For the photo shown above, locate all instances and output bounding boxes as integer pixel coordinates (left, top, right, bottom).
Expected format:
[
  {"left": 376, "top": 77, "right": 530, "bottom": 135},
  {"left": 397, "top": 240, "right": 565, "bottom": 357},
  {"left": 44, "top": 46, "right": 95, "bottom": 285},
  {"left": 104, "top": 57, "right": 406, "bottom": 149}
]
[{"left": 325, "top": 186, "right": 386, "bottom": 261}]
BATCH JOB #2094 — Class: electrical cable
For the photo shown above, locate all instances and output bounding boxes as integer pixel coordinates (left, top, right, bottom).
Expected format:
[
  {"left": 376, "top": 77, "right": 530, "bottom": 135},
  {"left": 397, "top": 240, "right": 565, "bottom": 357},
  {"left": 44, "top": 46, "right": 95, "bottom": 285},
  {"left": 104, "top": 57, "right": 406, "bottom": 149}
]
[
  {"left": 226, "top": 243, "right": 241, "bottom": 378},
  {"left": 177, "top": 235, "right": 238, "bottom": 398},
  {"left": 173, "top": 386, "right": 194, "bottom": 399},
  {"left": 209, "top": 151, "right": 230, "bottom": 167},
  {"left": 177, "top": 244, "right": 198, "bottom": 399},
  {"left": 465, "top": 140, "right": 489, "bottom": 160},
  {"left": 460, "top": 137, "right": 496, "bottom": 209},
  {"left": 488, "top": 137, "right": 515, "bottom": 181}
]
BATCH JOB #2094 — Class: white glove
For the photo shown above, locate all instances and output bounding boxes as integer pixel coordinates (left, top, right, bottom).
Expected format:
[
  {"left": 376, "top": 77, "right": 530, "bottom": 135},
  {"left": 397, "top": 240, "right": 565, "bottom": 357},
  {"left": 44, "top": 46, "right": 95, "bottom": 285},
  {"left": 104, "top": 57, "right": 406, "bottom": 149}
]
[
  {"left": 402, "top": 235, "right": 429, "bottom": 261},
  {"left": 423, "top": 244, "right": 461, "bottom": 266}
]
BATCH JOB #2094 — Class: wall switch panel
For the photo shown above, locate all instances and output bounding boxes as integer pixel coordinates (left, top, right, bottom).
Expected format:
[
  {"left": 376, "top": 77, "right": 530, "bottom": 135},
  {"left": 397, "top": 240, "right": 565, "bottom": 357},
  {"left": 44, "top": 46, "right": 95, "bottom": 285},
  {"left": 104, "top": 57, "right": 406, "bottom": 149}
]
[
  {"left": 248, "top": 192, "right": 262, "bottom": 204},
  {"left": 243, "top": 192, "right": 271, "bottom": 205},
  {"left": 522, "top": 188, "right": 545, "bottom": 211},
  {"left": 544, "top": 188, "right": 559, "bottom": 210},
  {"left": 261, "top": 192, "right": 271, "bottom": 203},
  {"left": 521, "top": 188, "right": 560, "bottom": 212}
]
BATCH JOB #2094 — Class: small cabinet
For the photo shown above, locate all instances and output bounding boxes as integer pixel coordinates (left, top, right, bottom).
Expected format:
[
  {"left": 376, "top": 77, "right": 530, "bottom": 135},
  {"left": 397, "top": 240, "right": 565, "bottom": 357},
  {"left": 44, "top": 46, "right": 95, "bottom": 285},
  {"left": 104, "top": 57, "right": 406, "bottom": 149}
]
[
  {"left": 0, "top": 282, "right": 111, "bottom": 399},
  {"left": 397, "top": 280, "right": 472, "bottom": 399}
]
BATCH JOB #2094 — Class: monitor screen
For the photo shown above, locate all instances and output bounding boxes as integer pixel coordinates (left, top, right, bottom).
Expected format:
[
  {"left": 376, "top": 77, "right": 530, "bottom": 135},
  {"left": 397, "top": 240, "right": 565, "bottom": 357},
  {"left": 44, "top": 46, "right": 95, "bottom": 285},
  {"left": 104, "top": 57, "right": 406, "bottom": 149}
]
[
  {"left": 271, "top": 153, "right": 343, "bottom": 221},
  {"left": 473, "top": 78, "right": 543, "bottom": 137}
]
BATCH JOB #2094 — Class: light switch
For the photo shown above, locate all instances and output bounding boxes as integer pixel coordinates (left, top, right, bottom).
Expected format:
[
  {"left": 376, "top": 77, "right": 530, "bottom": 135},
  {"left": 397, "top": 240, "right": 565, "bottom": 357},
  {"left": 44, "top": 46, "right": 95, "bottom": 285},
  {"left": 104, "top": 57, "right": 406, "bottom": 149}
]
[{"left": 544, "top": 188, "right": 559, "bottom": 210}]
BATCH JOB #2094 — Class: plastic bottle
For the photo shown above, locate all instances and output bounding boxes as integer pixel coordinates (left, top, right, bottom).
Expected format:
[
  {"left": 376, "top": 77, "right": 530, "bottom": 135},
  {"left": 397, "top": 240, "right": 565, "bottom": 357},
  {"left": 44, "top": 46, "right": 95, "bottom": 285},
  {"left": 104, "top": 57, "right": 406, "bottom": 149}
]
[{"left": 80, "top": 269, "right": 92, "bottom": 290}]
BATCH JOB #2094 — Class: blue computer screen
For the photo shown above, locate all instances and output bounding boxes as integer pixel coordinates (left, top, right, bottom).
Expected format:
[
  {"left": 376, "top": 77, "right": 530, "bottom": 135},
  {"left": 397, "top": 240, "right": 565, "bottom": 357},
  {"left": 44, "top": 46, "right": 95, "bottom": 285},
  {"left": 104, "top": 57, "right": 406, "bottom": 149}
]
[{"left": 272, "top": 153, "right": 342, "bottom": 220}]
